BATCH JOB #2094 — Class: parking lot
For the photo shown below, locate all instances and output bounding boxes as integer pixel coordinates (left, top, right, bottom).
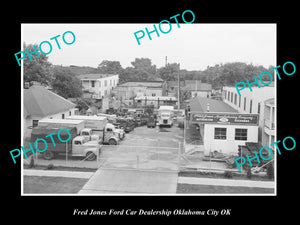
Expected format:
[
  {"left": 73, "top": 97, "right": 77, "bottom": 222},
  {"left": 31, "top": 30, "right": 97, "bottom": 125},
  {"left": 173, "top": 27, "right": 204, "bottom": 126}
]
[{"left": 25, "top": 125, "right": 184, "bottom": 171}]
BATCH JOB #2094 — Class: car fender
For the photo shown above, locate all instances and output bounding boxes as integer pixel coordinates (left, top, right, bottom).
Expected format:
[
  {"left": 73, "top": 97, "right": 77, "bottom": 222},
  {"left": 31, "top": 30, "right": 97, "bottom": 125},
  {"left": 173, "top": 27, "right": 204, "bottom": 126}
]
[{"left": 83, "top": 147, "right": 100, "bottom": 155}]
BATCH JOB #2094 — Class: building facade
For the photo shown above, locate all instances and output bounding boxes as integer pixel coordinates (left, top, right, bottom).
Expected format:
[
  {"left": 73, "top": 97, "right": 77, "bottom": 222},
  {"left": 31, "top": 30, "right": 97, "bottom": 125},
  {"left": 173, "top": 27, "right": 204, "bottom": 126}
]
[
  {"left": 188, "top": 97, "right": 259, "bottom": 156},
  {"left": 222, "top": 84, "right": 275, "bottom": 146},
  {"left": 23, "top": 85, "right": 78, "bottom": 139},
  {"left": 79, "top": 74, "right": 119, "bottom": 99},
  {"left": 112, "top": 81, "right": 167, "bottom": 100},
  {"left": 263, "top": 98, "right": 275, "bottom": 150}
]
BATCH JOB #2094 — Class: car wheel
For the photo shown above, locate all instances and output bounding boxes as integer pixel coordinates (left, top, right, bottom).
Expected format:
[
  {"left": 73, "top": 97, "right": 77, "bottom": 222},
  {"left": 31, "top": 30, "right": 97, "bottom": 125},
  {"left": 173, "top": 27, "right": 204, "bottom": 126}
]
[
  {"left": 86, "top": 151, "right": 96, "bottom": 161},
  {"left": 108, "top": 138, "right": 118, "bottom": 145},
  {"left": 43, "top": 151, "right": 54, "bottom": 160}
]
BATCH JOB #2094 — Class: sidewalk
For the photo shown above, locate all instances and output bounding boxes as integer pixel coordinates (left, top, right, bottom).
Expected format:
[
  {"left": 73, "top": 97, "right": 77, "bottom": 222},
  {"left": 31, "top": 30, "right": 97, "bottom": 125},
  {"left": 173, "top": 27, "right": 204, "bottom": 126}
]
[
  {"left": 23, "top": 169, "right": 94, "bottom": 179},
  {"left": 178, "top": 176, "right": 275, "bottom": 189}
]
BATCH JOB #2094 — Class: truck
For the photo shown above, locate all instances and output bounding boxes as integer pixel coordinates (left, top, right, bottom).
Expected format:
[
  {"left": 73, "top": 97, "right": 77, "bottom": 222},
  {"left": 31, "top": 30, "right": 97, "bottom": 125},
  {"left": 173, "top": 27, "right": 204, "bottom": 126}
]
[
  {"left": 31, "top": 125, "right": 100, "bottom": 160},
  {"left": 96, "top": 113, "right": 126, "bottom": 139},
  {"left": 157, "top": 106, "right": 174, "bottom": 128},
  {"left": 38, "top": 118, "right": 101, "bottom": 143},
  {"left": 66, "top": 115, "right": 121, "bottom": 145}
]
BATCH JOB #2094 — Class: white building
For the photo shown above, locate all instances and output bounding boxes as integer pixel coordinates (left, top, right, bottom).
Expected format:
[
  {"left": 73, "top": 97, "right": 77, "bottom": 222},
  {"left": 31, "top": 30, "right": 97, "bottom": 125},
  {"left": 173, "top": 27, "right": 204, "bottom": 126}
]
[
  {"left": 222, "top": 84, "right": 275, "bottom": 147},
  {"left": 263, "top": 98, "right": 275, "bottom": 149},
  {"left": 23, "top": 85, "right": 78, "bottom": 139},
  {"left": 79, "top": 74, "right": 119, "bottom": 99},
  {"left": 189, "top": 97, "right": 259, "bottom": 156}
]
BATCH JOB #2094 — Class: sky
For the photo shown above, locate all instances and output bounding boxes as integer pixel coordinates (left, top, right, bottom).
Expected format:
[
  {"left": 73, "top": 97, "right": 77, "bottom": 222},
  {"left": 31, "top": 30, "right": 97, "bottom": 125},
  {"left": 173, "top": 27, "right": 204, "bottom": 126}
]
[{"left": 22, "top": 23, "right": 276, "bottom": 71}]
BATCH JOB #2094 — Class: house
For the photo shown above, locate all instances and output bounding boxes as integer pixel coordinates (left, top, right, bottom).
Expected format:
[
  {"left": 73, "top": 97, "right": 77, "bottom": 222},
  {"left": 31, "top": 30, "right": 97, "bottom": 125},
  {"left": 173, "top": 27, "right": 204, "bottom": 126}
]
[
  {"left": 78, "top": 73, "right": 119, "bottom": 99},
  {"left": 112, "top": 80, "right": 167, "bottom": 100},
  {"left": 23, "top": 85, "right": 78, "bottom": 139},
  {"left": 189, "top": 97, "right": 259, "bottom": 156}
]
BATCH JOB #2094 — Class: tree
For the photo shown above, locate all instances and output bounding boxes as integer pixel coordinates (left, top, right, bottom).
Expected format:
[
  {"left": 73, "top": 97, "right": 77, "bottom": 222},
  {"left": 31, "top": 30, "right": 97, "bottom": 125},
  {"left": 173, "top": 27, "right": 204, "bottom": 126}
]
[
  {"left": 157, "top": 63, "right": 180, "bottom": 81},
  {"left": 51, "top": 68, "right": 82, "bottom": 98},
  {"left": 97, "top": 60, "right": 123, "bottom": 74},
  {"left": 130, "top": 58, "right": 157, "bottom": 81},
  {"left": 23, "top": 43, "right": 52, "bottom": 85}
]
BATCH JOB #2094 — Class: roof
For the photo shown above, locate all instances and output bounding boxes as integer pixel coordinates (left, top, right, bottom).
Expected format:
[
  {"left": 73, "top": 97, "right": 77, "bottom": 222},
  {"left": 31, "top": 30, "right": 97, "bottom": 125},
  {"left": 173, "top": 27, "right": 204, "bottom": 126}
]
[
  {"left": 24, "top": 85, "right": 76, "bottom": 118},
  {"left": 265, "top": 98, "right": 274, "bottom": 106},
  {"left": 167, "top": 81, "right": 185, "bottom": 88},
  {"left": 185, "top": 82, "right": 212, "bottom": 91},
  {"left": 190, "top": 97, "right": 237, "bottom": 113},
  {"left": 119, "top": 82, "right": 162, "bottom": 88},
  {"left": 78, "top": 73, "right": 118, "bottom": 80}
]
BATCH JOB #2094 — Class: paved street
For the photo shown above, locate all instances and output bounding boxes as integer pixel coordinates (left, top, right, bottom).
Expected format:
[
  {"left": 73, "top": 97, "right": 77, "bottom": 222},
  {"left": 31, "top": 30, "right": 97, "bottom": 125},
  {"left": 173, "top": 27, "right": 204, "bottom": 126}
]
[{"left": 79, "top": 125, "right": 183, "bottom": 194}]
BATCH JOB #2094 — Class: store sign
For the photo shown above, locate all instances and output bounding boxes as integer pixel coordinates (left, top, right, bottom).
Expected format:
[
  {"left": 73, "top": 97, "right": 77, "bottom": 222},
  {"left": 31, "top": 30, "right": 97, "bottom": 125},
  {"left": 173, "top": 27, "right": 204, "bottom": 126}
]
[{"left": 191, "top": 113, "right": 259, "bottom": 125}]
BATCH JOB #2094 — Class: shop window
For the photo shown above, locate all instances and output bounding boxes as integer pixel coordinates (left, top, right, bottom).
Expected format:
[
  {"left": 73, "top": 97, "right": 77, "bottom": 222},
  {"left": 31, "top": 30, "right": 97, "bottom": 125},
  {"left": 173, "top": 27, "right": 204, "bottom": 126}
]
[
  {"left": 62, "top": 113, "right": 65, "bottom": 119},
  {"left": 214, "top": 128, "right": 227, "bottom": 140},
  {"left": 244, "top": 97, "right": 247, "bottom": 111},
  {"left": 250, "top": 100, "right": 253, "bottom": 113},
  {"left": 235, "top": 129, "right": 247, "bottom": 140}
]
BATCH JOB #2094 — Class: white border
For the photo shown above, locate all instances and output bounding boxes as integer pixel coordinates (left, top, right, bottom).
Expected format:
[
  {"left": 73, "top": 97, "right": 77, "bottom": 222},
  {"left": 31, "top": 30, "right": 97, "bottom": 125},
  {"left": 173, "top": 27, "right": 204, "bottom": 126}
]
[{"left": 21, "top": 23, "right": 277, "bottom": 196}]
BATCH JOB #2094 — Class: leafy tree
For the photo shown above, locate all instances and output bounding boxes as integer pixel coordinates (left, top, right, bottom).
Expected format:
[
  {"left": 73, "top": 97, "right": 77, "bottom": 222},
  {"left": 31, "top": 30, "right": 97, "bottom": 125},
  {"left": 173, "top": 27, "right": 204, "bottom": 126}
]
[
  {"left": 23, "top": 43, "right": 52, "bottom": 85},
  {"left": 51, "top": 67, "right": 82, "bottom": 98},
  {"left": 97, "top": 60, "right": 123, "bottom": 74},
  {"left": 157, "top": 63, "right": 180, "bottom": 81}
]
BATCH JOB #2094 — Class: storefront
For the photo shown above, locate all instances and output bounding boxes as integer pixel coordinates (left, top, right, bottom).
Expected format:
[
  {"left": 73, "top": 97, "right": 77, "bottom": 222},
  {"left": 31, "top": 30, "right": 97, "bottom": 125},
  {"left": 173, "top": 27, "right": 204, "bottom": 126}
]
[{"left": 191, "top": 112, "right": 259, "bottom": 156}]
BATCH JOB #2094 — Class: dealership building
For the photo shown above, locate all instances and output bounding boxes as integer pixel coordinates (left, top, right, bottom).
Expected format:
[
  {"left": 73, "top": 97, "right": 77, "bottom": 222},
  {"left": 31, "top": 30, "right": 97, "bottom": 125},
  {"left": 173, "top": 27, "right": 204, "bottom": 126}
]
[{"left": 189, "top": 97, "right": 259, "bottom": 156}]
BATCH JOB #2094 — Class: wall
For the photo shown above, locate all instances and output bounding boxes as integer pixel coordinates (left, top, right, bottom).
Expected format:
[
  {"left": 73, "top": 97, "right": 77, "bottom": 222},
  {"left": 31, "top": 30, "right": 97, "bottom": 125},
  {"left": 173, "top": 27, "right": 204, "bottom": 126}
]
[
  {"left": 81, "top": 75, "right": 119, "bottom": 99},
  {"left": 23, "top": 108, "right": 77, "bottom": 139},
  {"left": 203, "top": 123, "right": 258, "bottom": 156},
  {"left": 222, "top": 86, "right": 275, "bottom": 143}
]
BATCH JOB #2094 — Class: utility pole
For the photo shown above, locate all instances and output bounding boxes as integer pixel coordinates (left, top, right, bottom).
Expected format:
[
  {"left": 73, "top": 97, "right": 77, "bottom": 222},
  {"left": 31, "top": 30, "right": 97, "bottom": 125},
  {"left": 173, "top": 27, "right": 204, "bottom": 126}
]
[{"left": 177, "top": 63, "right": 180, "bottom": 109}]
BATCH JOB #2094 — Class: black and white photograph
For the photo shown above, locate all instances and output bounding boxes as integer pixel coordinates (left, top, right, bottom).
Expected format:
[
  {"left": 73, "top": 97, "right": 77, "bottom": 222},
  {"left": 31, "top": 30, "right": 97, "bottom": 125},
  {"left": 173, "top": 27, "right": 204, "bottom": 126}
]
[
  {"left": 20, "top": 23, "right": 277, "bottom": 195},
  {"left": 3, "top": 4, "right": 298, "bottom": 224}
]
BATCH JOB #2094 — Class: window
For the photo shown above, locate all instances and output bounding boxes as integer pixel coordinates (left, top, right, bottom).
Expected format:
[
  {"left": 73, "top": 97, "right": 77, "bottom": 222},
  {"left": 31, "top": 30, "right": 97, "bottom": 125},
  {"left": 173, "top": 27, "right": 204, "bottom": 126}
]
[
  {"left": 239, "top": 96, "right": 241, "bottom": 108},
  {"left": 250, "top": 100, "right": 253, "bottom": 113},
  {"left": 99, "top": 81, "right": 101, "bottom": 87},
  {"left": 105, "top": 80, "right": 107, "bottom": 86},
  {"left": 69, "top": 111, "right": 71, "bottom": 116},
  {"left": 235, "top": 129, "right": 247, "bottom": 140},
  {"left": 74, "top": 140, "right": 81, "bottom": 145},
  {"left": 244, "top": 97, "right": 247, "bottom": 111},
  {"left": 258, "top": 103, "right": 261, "bottom": 114},
  {"left": 110, "top": 80, "right": 112, "bottom": 86},
  {"left": 234, "top": 93, "right": 237, "bottom": 105},
  {"left": 214, "top": 128, "right": 227, "bottom": 140},
  {"left": 231, "top": 92, "right": 233, "bottom": 103},
  {"left": 152, "top": 93, "right": 156, "bottom": 96},
  {"left": 91, "top": 81, "right": 95, "bottom": 87},
  {"left": 62, "top": 114, "right": 65, "bottom": 119},
  {"left": 32, "top": 120, "right": 39, "bottom": 128}
]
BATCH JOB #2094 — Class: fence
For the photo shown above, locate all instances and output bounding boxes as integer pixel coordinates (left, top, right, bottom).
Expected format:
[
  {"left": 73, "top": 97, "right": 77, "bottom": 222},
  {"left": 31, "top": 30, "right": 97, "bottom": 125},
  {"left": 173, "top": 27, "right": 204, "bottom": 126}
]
[{"left": 23, "top": 144, "right": 181, "bottom": 172}]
